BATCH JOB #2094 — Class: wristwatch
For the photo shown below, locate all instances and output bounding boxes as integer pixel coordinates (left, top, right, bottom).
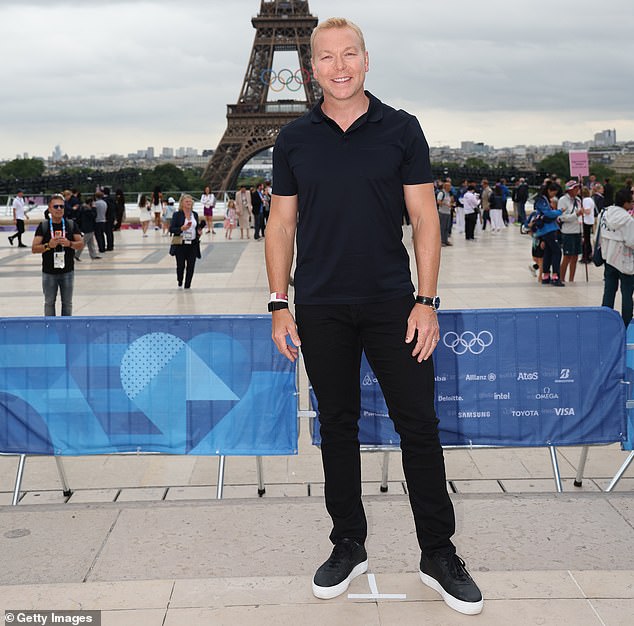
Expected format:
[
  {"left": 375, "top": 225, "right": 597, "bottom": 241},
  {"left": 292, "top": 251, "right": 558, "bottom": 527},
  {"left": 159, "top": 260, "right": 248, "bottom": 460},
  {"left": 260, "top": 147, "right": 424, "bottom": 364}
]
[
  {"left": 268, "top": 301, "right": 289, "bottom": 312},
  {"left": 415, "top": 295, "right": 440, "bottom": 310}
]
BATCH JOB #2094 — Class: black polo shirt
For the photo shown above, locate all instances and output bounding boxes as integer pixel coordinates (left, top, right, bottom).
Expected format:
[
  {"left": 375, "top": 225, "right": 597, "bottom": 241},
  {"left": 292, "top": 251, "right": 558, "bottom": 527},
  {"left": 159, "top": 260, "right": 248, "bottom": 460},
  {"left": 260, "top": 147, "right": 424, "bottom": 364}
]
[{"left": 273, "top": 91, "right": 433, "bottom": 305}]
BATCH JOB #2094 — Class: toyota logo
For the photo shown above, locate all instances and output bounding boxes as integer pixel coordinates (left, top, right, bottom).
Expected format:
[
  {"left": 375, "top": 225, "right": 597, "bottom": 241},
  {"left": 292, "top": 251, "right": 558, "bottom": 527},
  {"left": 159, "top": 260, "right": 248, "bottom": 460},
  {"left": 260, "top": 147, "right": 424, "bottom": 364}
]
[{"left": 443, "top": 331, "right": 494, "bottom": 355}]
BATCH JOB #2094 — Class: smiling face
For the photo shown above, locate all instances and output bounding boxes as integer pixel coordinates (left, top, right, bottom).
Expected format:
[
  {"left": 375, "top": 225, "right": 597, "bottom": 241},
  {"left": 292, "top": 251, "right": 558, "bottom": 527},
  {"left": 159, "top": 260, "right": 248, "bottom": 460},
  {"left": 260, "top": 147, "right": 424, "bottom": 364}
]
[{"left": 311, "top": 26, "right": 369, "bottom": 106}]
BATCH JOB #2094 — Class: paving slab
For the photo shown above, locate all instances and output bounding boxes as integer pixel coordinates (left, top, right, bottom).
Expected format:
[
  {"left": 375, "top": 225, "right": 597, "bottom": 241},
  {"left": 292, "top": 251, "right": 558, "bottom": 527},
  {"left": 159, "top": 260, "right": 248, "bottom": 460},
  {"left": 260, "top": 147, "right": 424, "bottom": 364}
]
[{"left": 0, "top": 508, "right": 120, "bottom": 585}]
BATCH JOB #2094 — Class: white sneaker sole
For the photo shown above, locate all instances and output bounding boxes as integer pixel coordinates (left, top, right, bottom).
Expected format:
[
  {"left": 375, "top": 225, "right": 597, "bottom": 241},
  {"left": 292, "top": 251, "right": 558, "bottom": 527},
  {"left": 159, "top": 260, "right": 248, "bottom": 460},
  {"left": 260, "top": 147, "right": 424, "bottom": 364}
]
[
  {"left": 312, "top": 559, "right": 368, "bottom": 600},
  {"left": 419, "top": 570, "right": 483, "bottom": 615}
]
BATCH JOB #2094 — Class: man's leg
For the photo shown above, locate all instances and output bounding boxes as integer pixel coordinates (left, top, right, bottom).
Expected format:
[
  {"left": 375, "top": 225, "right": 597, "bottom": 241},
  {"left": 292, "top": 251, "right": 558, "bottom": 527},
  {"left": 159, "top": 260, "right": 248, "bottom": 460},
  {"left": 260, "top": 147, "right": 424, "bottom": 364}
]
[
  {"left": 620, "top": 272, "right": 634, "bottom": 326},
  {"left": 59, "top": 272, "right": 74, "bottom": 316},
  {"left": 42, "top": 273, "right": 58, "bottom": 316},
  {"left": 296, "top": 304, "right": 368, "bottom": 599},
  {"left": 359, "top": 296, "right": 455, "bottom": 554},
  {"left": 602, "top": 263, "right": 619, "bottom": 310},
  {"left": 16, "top": 219, "right": 25, "bottom": 246},
  {"left": 296, "top": 304, "right": 366, "bottom": 544},
  {"left": 360, "top": 296, "right": 482, "bottom": 615}
]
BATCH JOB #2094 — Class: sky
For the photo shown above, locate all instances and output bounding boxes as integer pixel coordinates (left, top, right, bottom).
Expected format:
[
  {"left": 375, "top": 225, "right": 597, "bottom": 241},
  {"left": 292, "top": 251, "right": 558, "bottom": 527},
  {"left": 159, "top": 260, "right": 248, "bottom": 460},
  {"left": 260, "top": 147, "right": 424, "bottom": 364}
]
[{"left": 1, "top": 0, "right": 633, "bottom": 160}]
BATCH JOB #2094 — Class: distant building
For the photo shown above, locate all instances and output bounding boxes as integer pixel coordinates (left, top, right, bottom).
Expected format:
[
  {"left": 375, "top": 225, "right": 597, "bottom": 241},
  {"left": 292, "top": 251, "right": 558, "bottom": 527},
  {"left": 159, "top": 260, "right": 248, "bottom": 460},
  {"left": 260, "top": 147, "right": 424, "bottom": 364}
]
[
  {"left": 162, "top": 147, "right": 174, "bottom": 158},
  {"left": 594, "top": 129, "right": 617, "bottom": 146},
  {"left": 146, "top": 146, "right": 155, "bottom": 159}
]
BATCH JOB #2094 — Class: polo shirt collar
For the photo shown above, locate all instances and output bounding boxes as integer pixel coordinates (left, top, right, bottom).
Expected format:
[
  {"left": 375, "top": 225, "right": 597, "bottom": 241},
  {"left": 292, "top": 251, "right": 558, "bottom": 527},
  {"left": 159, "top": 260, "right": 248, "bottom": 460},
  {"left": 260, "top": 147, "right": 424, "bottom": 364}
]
[{"left": 309, "top": 90, "right": 384, "bottom": 125}]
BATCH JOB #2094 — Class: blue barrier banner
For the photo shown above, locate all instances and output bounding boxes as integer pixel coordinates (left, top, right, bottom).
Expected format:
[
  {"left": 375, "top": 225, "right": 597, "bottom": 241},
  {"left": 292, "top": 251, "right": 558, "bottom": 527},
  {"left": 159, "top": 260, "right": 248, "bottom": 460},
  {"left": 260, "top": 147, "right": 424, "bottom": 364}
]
[
  {"left": 312, "top": 307, "right": 626, "bottom": 448},
  {"left": 625, "top": 324, "right": 634, "bottom": 451},
  {"left": 0, "top": 316, "right": 297, "bottom": 456}
]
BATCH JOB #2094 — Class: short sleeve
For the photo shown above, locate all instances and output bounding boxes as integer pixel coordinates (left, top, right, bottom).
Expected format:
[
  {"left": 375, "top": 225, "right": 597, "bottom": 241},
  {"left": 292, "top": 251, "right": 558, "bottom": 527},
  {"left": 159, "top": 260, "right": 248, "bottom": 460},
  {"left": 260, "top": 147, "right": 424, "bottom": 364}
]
[
  {"left": 272, "top": 132, "right": 298, "bottom": 196},
  {"left": 400, "top": 116, "right": 433, "bottom": 185}
]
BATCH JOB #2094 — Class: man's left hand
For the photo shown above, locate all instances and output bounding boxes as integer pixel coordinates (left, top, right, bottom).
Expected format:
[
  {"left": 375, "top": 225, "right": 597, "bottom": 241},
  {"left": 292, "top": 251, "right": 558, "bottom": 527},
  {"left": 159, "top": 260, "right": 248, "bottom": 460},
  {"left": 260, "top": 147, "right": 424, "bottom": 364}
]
[{"left": 405, "top": 304, "right": 440, "bottom": 362}]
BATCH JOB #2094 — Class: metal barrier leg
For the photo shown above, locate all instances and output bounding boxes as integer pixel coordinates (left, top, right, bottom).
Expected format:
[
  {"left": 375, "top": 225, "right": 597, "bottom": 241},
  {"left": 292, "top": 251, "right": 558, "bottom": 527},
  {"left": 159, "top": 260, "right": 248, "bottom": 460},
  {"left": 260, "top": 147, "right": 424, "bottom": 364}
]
[
  {"left": 256, "top": 456, "right": 266, "bottom": 497},
  {"left": 216, "top": 455, "right": 226, "bottom": 500},
  {"left": 12, "top": 454, "right": 27, "bottom": 506},
  {"left": 606, "top": 450, "right": 634, "bottom": 492},
  {"left": 55, "top": 457, "right": 72, "bottom": 498},
  {"left": 574, "top": 446, "right": 590, "bottom": 487},
  {"left": 380, "top": 451, "right": 390, "bottom": 492},
  {"left": 549, "top": 446, "right": 563, "bottom": 493}
]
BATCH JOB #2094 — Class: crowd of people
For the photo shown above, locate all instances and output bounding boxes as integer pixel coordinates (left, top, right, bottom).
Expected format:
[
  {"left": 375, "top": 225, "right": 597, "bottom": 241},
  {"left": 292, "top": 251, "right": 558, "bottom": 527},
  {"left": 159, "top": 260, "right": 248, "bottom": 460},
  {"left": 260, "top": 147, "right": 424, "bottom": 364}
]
[
  {"left": 4, "top": 182, "right": 276, "bottom": 305},
  {"left": 432, "top": 176, "right": 521, "bottom": 245}
]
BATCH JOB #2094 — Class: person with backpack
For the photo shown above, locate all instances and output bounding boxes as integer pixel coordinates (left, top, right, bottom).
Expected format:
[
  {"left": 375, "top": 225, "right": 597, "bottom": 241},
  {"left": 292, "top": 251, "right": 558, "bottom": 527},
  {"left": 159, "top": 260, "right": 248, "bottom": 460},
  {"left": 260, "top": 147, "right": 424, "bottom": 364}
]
[
  {"left": 31, "top": 194, "right": 84, "bottom": 316},
  {"left": 533, "top": 181, "right": 564, "bottom": 286},
  {"left": 436, "top": 181, "right": 453, "bottom": 246},
  {"left": 600, "top": 188, "right": 634, "bottom": 326}
]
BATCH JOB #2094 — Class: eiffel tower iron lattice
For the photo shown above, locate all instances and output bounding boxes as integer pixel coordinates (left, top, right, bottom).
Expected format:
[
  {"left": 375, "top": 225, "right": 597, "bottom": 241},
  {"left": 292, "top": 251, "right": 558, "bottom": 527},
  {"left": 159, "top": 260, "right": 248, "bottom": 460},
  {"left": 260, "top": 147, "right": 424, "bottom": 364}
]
[{"left": 203, "top": 0, "right": 322, "bottom": 193}]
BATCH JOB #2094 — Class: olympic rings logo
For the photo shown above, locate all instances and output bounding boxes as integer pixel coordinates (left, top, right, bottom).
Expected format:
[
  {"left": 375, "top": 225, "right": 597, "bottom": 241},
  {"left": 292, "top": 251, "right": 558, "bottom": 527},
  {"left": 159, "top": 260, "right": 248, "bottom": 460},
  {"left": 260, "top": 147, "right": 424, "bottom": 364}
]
[
  {"left": 260, "top": 67, "right": 312, "bottom": 92},
  {"left": 442, "top": 331, "right": 494, "bottom": 355}
]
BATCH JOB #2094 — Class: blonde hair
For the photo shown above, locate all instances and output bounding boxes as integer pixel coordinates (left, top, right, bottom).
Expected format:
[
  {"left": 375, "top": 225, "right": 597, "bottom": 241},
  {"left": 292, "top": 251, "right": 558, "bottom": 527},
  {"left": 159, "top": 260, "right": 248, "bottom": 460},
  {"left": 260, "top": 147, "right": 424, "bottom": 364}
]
[
  {"left": 311, "top": 17, "right": 366, "bottom": 58},
  {"left": 179, "top": 194, "right": 194, "bottom": 211}
]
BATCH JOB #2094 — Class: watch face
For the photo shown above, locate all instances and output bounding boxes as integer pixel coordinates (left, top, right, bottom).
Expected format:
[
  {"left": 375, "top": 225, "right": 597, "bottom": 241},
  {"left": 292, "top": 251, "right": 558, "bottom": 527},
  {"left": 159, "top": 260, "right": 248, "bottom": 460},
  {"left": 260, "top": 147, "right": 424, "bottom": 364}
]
[{"left": 433, "top": 296, "right": 441, "bottom": 310}]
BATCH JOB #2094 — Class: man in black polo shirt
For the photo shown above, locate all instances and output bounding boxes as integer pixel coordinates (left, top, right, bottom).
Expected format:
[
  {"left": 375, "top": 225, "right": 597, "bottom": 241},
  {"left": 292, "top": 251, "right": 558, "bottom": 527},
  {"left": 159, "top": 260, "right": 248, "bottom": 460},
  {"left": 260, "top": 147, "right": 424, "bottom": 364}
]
[
  {"left": 265, "top": 17, "right": 482, "bottom": 616},
  {"left": 31, "top": 194, "right": 84, "bottom": 316}
]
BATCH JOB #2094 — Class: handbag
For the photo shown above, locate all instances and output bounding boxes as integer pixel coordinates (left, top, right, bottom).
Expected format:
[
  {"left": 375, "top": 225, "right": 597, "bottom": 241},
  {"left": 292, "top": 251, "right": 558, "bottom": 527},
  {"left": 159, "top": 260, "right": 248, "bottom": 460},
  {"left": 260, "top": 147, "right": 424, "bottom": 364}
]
[
  {"left": 592, "top": 212, "right": 604, "bottom": 267},
  {"left": 171, "top": 235, "right": 183, "bottom": 245}
]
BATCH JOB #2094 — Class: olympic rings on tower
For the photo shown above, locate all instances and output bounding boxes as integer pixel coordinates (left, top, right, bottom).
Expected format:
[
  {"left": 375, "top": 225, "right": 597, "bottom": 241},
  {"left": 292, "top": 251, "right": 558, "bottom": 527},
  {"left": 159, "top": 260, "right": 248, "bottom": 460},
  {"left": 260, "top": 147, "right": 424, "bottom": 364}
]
[{"left": 260, "top": 68, "right": 312, "bottom": 92}]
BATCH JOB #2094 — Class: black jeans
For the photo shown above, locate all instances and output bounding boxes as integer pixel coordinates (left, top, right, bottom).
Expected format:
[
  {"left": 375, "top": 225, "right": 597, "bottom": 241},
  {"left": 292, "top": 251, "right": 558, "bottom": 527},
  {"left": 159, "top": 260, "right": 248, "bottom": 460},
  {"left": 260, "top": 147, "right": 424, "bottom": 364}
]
[
  {"left": 602, "top": 263, "right": 634, "bottom": 326},
  {"left": 465, "top": 213, "right": 477, "bottom": 240},
  {"left": 296, "top": 296, "right": 456, "bottom": 555},
  {"left": 254, "top": 212, "right": 265, "bottom": 238},
  {"left": 94, "top": 223, "right": 106, "bottom": 252},
  {"left": 541, "top": 231, "right": 561, "bottom": 275},
  {"left": 174, "top": 243, "right": 198, "bottom": 287}
]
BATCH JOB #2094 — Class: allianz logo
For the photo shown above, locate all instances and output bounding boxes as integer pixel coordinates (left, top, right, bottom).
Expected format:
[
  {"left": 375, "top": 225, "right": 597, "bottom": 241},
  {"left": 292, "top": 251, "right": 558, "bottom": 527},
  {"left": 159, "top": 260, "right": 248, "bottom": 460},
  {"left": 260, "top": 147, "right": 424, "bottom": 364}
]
[
  {"left": 465, "top": 373, "right": 497, "bottom": 381},
  {"left": 535, "top": 387, "right": 559, "bottom": 400}
]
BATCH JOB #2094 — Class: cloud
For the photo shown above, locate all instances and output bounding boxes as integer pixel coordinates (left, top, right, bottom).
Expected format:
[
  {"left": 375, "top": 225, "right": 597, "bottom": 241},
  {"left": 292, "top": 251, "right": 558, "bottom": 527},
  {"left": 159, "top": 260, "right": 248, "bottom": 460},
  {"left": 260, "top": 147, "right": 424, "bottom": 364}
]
[{"left": 1, "top": 0, "right": 633, "bottom": 158}]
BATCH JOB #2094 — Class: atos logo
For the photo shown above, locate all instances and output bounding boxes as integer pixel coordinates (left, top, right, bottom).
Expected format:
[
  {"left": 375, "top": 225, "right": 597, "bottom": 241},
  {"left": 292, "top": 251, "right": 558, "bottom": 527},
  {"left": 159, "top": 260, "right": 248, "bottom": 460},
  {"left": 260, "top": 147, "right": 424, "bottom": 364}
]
[
  {"left": 517, "top": 372, "right": 539, "bottom": 380},
  {"left": 555, "top": 407, "right": 575, "bottom": 416}
]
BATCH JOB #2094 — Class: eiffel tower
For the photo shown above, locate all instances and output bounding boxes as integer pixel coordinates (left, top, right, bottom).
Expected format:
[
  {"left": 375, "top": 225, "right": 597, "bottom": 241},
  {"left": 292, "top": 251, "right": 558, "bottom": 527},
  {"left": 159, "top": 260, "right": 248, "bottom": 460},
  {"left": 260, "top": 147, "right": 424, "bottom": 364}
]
[{"left": 203, "top": 0, "right": 322, "bottom": 193}]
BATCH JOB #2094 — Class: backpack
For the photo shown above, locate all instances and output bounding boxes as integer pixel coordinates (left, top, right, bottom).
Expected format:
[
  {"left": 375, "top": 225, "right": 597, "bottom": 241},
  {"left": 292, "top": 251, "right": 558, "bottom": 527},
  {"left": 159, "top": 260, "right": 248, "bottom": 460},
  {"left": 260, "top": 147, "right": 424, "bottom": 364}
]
[
  {"left": 526, "top": 211, "right": 545, "bottom": 233},
  {"left": 592, "top": 212, "right": 605, "bottom": 267}
]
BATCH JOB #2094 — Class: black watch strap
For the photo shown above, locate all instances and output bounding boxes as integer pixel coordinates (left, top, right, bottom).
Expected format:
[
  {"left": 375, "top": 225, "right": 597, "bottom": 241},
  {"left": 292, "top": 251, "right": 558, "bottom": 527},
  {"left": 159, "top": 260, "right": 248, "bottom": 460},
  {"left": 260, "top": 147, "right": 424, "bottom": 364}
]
[
  {"left": 268, "top": 301, "right": 289, "bottom": 312},
  {"left": 415, "top": 295, "right": 440, "bottom": 310}
]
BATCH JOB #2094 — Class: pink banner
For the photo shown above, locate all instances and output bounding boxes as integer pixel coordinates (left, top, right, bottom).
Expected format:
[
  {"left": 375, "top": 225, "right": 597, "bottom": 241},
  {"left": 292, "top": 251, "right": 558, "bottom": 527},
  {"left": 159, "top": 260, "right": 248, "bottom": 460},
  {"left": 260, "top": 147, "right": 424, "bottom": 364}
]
[{"left": 569, "top": 150, "right": 589, "bottom": 178}]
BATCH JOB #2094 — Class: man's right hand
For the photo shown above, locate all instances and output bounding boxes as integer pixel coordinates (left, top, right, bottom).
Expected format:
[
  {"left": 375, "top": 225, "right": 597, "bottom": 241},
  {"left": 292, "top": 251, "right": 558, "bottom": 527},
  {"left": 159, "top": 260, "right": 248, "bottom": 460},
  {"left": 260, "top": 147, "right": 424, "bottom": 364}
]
[{"left": 271, "top": 309, "right": 301, "bottom": 362}]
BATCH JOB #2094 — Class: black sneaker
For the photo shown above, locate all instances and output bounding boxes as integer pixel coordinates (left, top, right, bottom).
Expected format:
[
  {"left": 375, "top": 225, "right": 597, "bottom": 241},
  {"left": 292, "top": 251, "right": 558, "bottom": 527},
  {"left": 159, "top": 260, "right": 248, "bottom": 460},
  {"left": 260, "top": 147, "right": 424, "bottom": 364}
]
[
  {"left": 312, "top": 538, "right": 368, "bottom": 599},
  {"left": 419, "top": 551, "right": 483, "bottom": 615}
]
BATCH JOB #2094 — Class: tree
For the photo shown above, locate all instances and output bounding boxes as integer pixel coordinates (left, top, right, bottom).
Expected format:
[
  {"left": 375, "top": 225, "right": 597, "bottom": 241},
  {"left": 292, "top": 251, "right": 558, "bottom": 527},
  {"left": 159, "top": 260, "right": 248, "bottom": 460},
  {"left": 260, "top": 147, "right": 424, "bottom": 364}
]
[
  {"left": 141, "top": 163, "right": 188, "bottom": 192},
  {"left": 464, "top": 157, "right": 489, "bottom": 170},
  {"left": 536, "top": 152, "right": 569, "bottom": 179},
  {"left": 0, "top": 157, "right": 46, "bottom": 182}
]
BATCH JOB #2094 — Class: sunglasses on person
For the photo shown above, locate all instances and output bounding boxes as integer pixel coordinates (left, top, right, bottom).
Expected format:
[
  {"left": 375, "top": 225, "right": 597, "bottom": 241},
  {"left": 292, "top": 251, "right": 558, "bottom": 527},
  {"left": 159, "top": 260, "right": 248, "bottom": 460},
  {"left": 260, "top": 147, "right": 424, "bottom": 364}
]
[{"left": 51, "top": 204, "right": 65, "bottom": 209}]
